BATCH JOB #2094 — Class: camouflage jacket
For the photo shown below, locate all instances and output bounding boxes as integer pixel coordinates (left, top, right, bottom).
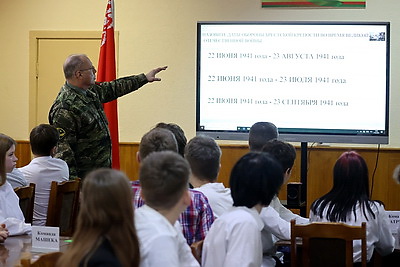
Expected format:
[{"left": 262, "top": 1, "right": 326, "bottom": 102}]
[{"left": 48, "top": 74, "right": 148, "bottom": 179}]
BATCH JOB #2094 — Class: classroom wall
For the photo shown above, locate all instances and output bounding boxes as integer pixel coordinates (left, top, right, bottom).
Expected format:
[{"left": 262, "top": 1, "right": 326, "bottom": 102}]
[
  {"left": 0, "top": 0, "right": 399, "bottom": 147},
  {"left": 14, "top": 141, "right": 400, "bottom": 214}
]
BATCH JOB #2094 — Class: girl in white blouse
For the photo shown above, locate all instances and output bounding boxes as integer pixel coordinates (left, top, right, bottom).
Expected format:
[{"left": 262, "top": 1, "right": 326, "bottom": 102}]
[
  {"left": 0, "top": 133, "right": 31, "bottom": 236},
  {"left": 202, "top": 152, "right": 284, "bottom": 267},
  {"left": 310, "top": 151, "right": 394, "bottom": 263}
]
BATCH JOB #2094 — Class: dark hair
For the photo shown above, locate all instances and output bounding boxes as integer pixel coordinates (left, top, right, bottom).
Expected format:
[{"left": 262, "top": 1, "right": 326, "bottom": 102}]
[
  {"left": 230, "top": 152, "right": 283, "bottom": 208},
  {"left": 248, "top": 122, "right": 279, "bottom": 152},
  {"left": 262, "top": 140, "right": 296, "bottom": 172},
  {"left": 63, "top": 54, "right": 86, "bottom": 79},
  {"left": 30, "top": 124, "right": 59, "bottom": 156},
  {"left": 139, "top": 128, "right": 178, "bottom": 160},
  {"left": 140, "top": 151, "right": 190, "bottom": 210},
  {"left": 154, "top": 122, "right": 187, "bottom": 157},
  {"left": 310, "top": 151, "right": 377, "bottom": 222}
]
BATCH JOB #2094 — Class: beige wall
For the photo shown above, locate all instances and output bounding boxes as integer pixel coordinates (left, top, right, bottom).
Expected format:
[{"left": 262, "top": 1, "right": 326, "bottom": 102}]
[{"left": 1, "top": 0, "right": 399, "bottom": 147}]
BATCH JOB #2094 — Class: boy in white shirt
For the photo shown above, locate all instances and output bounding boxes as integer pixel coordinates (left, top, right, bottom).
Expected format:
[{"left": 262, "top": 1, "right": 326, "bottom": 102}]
[
  {"left": 135, "top": 151, "right": 199, "bottom": 267},
  {"left": 185, "top": 135, "right": 233, "bottom": 218},
  {"left": 260, "top": 140, "right": 309, "bottom": 266},
  {"left": 19, "top": 124, "right": 69, "bottom": 226}
]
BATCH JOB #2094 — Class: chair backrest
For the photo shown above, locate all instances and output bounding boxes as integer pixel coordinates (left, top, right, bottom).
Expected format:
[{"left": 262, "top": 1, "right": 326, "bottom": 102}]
[
  {"left": 20, "top": 251, "right": 63, "bottom": 267},
  {"left": 190, "top": 239, "right": 204, "bottom": 264},
  {"left": 46, "top": 179, "right": 81, "bottom": 236},
  {"left": 290, "top": 220, "right": 367, "bottom": 267},
  {"left": 14, "top": 183, "right": 36, "bottom": 223}
]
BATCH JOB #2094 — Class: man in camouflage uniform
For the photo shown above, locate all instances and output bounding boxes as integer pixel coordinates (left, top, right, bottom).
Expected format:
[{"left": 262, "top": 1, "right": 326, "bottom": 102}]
[{"left": 49, "top": 54, "right": 167, "bottom": 179}]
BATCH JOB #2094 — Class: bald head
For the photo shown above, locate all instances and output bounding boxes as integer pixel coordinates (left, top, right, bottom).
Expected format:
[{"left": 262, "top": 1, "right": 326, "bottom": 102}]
[
  {"left": 63, "top": 54, "right": 96, "bottom": 89},
  {"left": 63, "top": 54, "right": 88, "bottom": 79}
]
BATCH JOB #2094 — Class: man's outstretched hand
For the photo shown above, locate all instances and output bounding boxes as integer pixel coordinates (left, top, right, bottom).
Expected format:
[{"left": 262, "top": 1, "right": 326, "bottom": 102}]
[{"left": 146, "top": 66, "right": 168, "bottom": 82}]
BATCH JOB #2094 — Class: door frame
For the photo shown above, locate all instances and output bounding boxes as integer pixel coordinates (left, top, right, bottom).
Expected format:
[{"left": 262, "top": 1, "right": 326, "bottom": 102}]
[{"left": 28, "top": 31, "right": 119, "bottom": 130}]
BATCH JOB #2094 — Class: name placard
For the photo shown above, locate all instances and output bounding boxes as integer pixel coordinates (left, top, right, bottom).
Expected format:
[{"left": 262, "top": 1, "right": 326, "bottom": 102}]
[
  {"left": 386, "top": 211, "right": 400, "bottom": 233},
  {"left": 31, "top": 226, "right": 60, "bottom": 252}
]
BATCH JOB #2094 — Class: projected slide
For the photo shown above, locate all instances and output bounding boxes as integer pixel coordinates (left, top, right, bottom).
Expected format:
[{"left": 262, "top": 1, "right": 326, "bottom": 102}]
[{"left": 197, "top": 23, "right": 388, "bottom": 139}]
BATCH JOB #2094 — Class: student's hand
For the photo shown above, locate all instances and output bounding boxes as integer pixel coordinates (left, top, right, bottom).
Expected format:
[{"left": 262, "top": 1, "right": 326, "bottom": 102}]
[
  {"left": 0, "top": 224, "right": 9, "bottom": 243},
  {"left": 145, "top": 66, "right": 168, "bottom": 82}
]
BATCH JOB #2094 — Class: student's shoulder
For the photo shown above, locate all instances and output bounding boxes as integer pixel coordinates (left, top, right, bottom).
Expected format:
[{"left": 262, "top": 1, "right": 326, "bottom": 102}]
[
  {"left": 135, "top": 206, "right": 175, "bottom": 234},
  {"left": 369, "top": 200, "right": 387, "bottom": 214},
  {"left": 220, "top": 207, "right": 258, "bottom": 225},
  {"left": 84, "top": 238, "right": 122, "bottom": 267},
  {"left": 188, "top": 189, "right": 214, "bottom": 213},
  {"left": 52, "top": 88, "right": 80, "bottom": 111},
  {"left": 210, "top": 209, "right": 261, "bottom": 237},
  {"left": 135, "top": 214, "right": 178, "bottom": 248},
  {"left": 50, "top": 156, "right": 69, "bottom": 167},
  {"left": 189, "top": 188, "right": 209, "bottom": 200}
]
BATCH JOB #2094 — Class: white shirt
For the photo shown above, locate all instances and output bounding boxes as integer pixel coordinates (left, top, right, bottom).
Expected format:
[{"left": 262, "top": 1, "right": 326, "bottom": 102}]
[
  {"left": 202, "top": 206, "right": 264, "bottom": 267},
  {"left": 194, "top": 183, "right": 233, "bottom": 218},
  {"left": 135, "top": 205, "right": 199, "bottom": 267},
  {"left": 6, "top": 168, "right": 28, "bottom": 189},
  {"left": 269, "top": 196, "right": 309, "bottom": 223},
  {"left": 19, "top": 156, "right": 69, "bottom": 226},
  {"left": 260, "top": 196, "right": 309, "bottom": 256},
  {"left": 0, "top": 181, "right": 32, "bottom": 235},
  {"left": 310, "top": 202, "right": 395, "bottom": 262}
]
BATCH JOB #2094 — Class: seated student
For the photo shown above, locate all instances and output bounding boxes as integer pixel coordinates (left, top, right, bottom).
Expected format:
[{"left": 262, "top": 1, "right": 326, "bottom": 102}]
[
  {"left": 392, "top": 165, "right": 400, "bottom": 263},
  {"left": 249, "top": 124, "right": 307, "bottom": 225},
  {"left": 249, "top": 121, "right": 279, "bottom": 152},
  {"left": 261, "top": 141, "right": 308, "bottom": 222},
  {"left": 132, "top": 127, "right": 214, "bottom": 245},
  {"left": 154, "top": 122, "right": 195, "bottom": 188},
  {"left": 6, "top": 168, "right": 27, "bottom": 189},
  {"left": 19, "top": 124, "right": 69, "bottom": 226},
  {"left": 0, "top": 133, "right": 31, "bottom": 236},
  {"left": 135, "top": 151, "right": 199, "bottom": 267},
  {"left": 260, "top": 140, "right": 309, "bottom": 264},
  {"left": 310, "top": 151, "right": 395, "bottom": 263},
  {"left": 185, "top": 135, "right": 233, "bottom": 218},
  {"left": 131, "top": 127, "right": 178, "bottom": 189},
  {"left": 202, "top": 152, "right": 284, "bottom": 267},
  {"left": 154, "top": 122, "right": 187, "bottom": 157},
  {"left": 58, "top": 169, "right": 140, "bottom": 267}
]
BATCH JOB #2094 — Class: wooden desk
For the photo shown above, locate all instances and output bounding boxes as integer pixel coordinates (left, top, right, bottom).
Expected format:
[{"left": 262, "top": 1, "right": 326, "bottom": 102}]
[{"left": 0, "top": 235, "right": 71, "bottom": 267}]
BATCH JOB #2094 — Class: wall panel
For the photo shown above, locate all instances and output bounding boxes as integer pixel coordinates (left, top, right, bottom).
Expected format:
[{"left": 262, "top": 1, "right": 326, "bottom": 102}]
[{"left": 15, "top": 141, "right": 400, "bottom": 215}]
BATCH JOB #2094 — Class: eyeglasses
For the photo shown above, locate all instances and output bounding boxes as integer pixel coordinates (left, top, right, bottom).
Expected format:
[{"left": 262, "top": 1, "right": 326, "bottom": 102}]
[{"left": 79, "top": 66, "right": 96, "bottom": 72}]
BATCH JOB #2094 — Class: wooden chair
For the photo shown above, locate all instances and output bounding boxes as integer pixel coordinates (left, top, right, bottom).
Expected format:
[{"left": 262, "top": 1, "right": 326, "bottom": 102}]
[
  {"left": 20, "top": 251, "right": 63, "bottom": 267},
  {"left": 290, "top": 220, "right": 367, "bottom": 267},
  {"left": 14, "top": 183, "right": 36, "bottom": 223},
  {"left": 190, "top": 239, "right": 204, "bottom": 264},
  {"left": 46, "top": 179, "right": 81, "bottom": 236}
]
